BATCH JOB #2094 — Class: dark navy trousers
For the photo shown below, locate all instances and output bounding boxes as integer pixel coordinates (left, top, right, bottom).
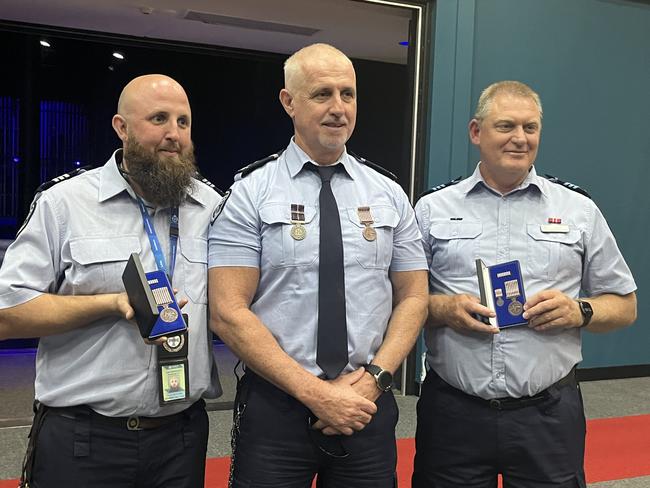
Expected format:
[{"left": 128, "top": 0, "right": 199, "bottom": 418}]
[
  {"left": 30, "top": 402, "right": 208, "bottom": 488},
  {"left": 413, "top": 371, "right": 586, "bottom": 488},
  {"left": 230, "top": 371, "right": 398, "bottom": 488}
]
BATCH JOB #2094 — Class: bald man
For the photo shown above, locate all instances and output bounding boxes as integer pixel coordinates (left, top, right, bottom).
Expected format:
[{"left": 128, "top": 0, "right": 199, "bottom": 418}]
[
  {"left": 208, "top": 43, "right": 428, "bottom": 487},
  {"left": 0, "top": 74, "right": 222, "bottom": 487}
]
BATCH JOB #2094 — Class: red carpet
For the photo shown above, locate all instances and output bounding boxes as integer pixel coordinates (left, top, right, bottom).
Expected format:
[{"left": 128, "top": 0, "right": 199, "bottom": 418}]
[{"left": 2, "top": 414, "right": 649, "bottom": 487}]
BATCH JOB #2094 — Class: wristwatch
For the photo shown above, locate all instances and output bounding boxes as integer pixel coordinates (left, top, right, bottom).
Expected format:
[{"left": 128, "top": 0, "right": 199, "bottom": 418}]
[
  {"left": 576, "top": 299, "right": 594, "bottom": 328},
  {"left": 363, "top": 364, "right": 393, "bottom": 392}
]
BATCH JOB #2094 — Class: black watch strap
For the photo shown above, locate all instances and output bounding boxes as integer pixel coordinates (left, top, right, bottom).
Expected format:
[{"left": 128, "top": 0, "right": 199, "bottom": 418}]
[
  {"left": 363, "top": 364, "right": 392, "bottom": 392},
  {"left": 577, "top": 299, "right": 593, "bottom": 328}
]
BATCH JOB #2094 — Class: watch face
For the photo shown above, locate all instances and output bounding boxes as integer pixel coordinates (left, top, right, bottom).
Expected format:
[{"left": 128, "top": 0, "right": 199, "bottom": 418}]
[
  {"left": 578, "top": 300, "right": 593, "bottom": 327},
  {"left": 377, "top": 371, "right": 393, "bottom": 391}
]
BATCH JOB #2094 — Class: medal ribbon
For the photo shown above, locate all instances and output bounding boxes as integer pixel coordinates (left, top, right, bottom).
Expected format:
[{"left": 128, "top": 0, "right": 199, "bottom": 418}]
[{"left": 136, "top": 197, "right": 179, "bottom": 283}]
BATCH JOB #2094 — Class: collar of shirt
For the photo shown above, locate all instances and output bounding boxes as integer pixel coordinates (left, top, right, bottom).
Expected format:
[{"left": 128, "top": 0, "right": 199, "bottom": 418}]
[
  {"left": 463, "top": 162, "right": 549, "bottom": 199},
  {"left": 285, "top": 138, "right": 355, "bottom": 181},
  {"left": 97, "top": 149, "right": 207, "bottom": 207}
]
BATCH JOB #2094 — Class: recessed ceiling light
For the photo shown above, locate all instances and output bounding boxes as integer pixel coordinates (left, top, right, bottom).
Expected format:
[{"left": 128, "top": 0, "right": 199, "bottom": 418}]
[
  {"left": 40, "top": 40, "right": 51, "bottom": 48},
  {"left": 112, "top": 51, "right": 125, "bottom": 60}
]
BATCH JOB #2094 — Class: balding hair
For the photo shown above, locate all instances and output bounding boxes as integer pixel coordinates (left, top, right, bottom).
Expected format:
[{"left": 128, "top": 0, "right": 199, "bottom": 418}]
[{"left": 283, "top": 43, "right": 354, "bottom": 93}]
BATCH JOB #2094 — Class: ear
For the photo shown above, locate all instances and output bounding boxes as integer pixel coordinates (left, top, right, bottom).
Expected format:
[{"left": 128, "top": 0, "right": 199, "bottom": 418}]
[
  {"left": 468, "top": 119, "right": 481, "bottom": 146},
  {"left": 112, "top": 114, "right": 128, "bottom": 142},
  {"left": 279, "top": 89, "right": 295, "bottom": 118}
]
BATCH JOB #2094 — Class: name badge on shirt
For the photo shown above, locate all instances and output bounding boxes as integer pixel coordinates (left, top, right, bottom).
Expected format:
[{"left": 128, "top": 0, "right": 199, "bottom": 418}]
[
  {"left": 357, "top": 206, "right": 376, "bottom": 241},
  {"left": 540, "top": 224, "right": 570, "bottom": 233},
  {"left": 290, "top": 203, "right": 307, "bottom": 241}
]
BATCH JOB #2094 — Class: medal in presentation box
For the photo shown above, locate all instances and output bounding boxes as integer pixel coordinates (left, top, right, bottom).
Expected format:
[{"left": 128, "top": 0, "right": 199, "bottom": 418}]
[
  {"left": 122, "top": 253, "right": 187, "bottom": 339},
  {"left": 476, "top": 259, "right": 528, "bottom": 328}
]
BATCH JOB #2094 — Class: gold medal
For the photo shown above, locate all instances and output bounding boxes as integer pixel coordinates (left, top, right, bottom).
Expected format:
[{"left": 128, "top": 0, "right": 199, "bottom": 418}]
[
  {"left": 290, "top": 204, "right": 307, "bottom": 241},
  {"left": 363, "top": 225, "right": 377, "bottom": 241},
  {"left": 290, "top": 223, "right": 307, "bottom": 240},
  {"left": 160, "top": 307, "right": 179, "bottom": 323}
]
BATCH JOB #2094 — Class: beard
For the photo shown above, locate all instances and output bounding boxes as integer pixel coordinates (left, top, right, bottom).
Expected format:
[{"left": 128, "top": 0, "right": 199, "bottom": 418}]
[{"left": 123, "top": 137, "right": 197, "bottom": 207}]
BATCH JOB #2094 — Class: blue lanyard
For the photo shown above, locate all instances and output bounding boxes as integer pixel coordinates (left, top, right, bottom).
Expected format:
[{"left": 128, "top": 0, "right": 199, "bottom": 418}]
[{"left": 136, "top": 197, "right": 179, "bottom": 282}]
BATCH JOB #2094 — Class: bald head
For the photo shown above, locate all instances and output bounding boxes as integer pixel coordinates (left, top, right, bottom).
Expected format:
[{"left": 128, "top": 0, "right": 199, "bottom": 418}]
[
  {"left": 283, "top": 43, "right": 355, "bottom": 93},
  {"left": 117, "top": 74, "right": 189, "bottom": 119}
]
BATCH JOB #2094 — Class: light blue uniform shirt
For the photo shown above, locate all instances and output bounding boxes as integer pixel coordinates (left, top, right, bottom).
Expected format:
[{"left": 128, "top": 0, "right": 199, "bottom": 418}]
[
  {"left": 415, "top": 163, "right": 636, "bottom": 399},
  {"left": 208, "top": 140, "right": 427, "bottom": 376},
  {"left": 0, "top": 150, "right": 223, "bottom": 416}
]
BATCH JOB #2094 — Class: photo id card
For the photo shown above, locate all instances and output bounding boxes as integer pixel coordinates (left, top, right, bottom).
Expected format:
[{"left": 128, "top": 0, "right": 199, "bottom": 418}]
[{"left": 159, "top": 359, "right": 189, "bottom": 405}]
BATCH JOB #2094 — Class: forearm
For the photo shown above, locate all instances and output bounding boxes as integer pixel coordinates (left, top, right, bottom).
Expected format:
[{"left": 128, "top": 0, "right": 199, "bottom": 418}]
[
  {"left": 372, "top": 294, "right": 428, "bottom": 372},
  {"left": 583, "top": 292, "right": 637, "bottom": 333},
  {"left": 371, "top": 270, "right": 428, "bottom": 372},
  {"left": 211, "top": 306, "right": 325, "bottom": 404},
  {"left": 0, "top": 292, "right": 125, "bottom": 339},
  {"left": 426, "top": 293, "right": 452, "bottom": 328}
]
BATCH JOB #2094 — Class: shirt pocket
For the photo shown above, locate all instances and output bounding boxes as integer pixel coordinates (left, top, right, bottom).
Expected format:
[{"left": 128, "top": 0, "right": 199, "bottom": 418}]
[
  {"left": 259, "top": 203, "right": 318, "bottom": 268},
  {"left": 69, "top": 235, "right": 141, "bottom": 294},
  {"left": 180, "top": 238, "right": 208, "bottom": 304},
  {"left": 428, "top": 221, "right": 482, "bottom": 277},
  {"left": 345, "top": 205, "right": 399, "bottom": 270},
  {"left": 526, "top": 224, "right": 582, "bottom": 280}
]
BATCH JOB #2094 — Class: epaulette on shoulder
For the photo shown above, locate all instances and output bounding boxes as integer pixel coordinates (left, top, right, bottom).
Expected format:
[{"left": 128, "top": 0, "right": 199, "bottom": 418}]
[
  {"left": 418, "top": 176, "right": 463, "bottom": 199},
  {"left": 36, "top": 166, "right": 92, "bottom": 193},
  {"left": 235, "top": 150, "right": 284, "bottom": 181},
  {"left": 543, "top": 174, "right": 591, "bottom": 199},
  {"left": 194, "top": 172, "right": 225, "bottom": 196},
  {"left": 17, "top": 165, "right": 92, "bottom": 237},
  {"left": 349, "top": 152, "right": 397, "bottom": 182}
]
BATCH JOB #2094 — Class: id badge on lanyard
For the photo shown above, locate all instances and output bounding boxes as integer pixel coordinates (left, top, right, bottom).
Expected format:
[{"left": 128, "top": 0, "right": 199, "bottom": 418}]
[{"left": 136, "top": 198, "right": 190, "bottom": 405}]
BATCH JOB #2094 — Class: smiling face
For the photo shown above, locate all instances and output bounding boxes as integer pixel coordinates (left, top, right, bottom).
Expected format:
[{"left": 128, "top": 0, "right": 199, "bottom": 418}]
[
  {"left": 112, "top": 75, "right": 197, "bottom": 206},
  {"left": 280, "top": 46, "right": 357, "bottom": 165},
  {"left": 469, "top": 93, "right": 542, "bottom": 193}
]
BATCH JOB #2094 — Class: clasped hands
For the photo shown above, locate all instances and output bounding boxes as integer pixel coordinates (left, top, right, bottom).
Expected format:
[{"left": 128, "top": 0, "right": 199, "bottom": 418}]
[{"left": 309, "top": 367, "right": 381, "bottom": 437}]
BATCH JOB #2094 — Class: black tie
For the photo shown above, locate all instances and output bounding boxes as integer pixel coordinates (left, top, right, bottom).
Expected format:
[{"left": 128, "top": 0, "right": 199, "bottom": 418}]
[{"left": 314, "top": 164, "right": 348, "bottom": 379}]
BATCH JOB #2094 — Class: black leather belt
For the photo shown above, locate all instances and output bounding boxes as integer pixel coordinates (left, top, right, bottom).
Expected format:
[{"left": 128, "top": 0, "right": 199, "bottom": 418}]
[
  {"left": 484, "top": 368, "right": 577, "bottom": 411},
  {"left": 45, "top": 399, "right": 204, "bottom": 431}
]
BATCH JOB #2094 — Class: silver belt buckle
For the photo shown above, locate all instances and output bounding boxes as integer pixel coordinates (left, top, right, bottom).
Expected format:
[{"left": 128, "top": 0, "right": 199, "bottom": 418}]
[{"left": 127, "top": 416, "right": 142, "bottom": 431}]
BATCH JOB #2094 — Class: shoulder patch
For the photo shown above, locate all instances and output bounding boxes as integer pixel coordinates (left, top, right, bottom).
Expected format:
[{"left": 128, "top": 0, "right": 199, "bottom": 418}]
[
  {"left": 349, "top": 152, "right": 398, "bottom": 181},
  {"left": 36, "top": 166, "right": 92, "bottom": 193},
  {"left": 418, "top": 176, "right": 464, "bottom": 199},
  {"left": 210, "top": 188, "right": 232, "bottom": 225},
  {"left": 194, "top": 172, "right": 225, "bottom": 196},
  {"left": 543, "top": 174, "right": 591, "bottom": 199},
  {"left": 235, "top": 150, "right": 284, "bottom": 181}
]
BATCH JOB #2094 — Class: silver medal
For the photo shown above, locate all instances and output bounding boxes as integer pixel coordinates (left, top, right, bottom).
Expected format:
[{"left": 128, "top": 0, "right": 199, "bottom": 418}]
[
  {"left": 160, "top": 307, "right": 179, "bottom": 323},
  {"left": 508, "top": 300, "right": 523, "bottom": 316}
]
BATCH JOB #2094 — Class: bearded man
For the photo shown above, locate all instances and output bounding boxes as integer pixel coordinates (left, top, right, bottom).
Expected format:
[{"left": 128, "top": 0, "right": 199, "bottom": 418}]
[{"left": 0, "top": 74, "right": 222, "bottom": 488}]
